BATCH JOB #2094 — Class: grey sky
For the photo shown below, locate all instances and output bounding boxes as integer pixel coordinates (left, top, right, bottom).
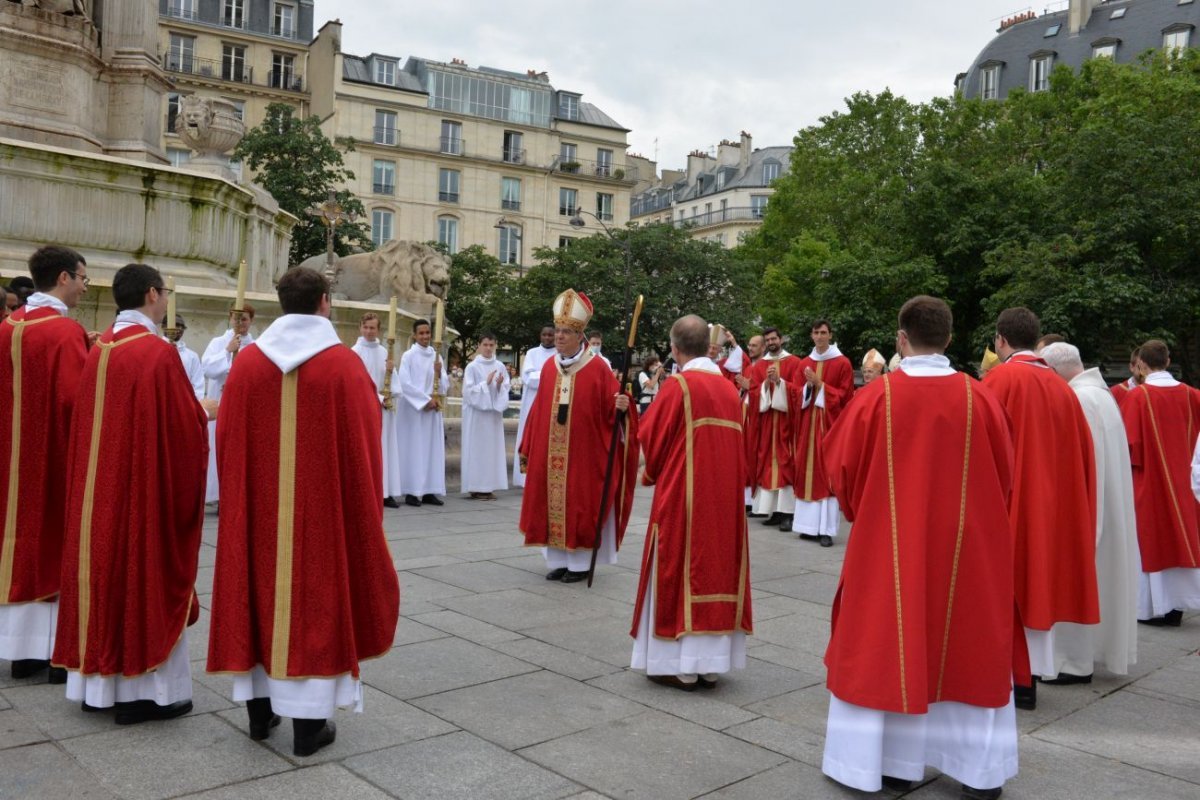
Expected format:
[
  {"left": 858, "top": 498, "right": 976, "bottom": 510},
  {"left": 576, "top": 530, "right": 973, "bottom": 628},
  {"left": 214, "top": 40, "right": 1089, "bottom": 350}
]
[{"left": 327, "top": 1, "right": 1035, "bottom": 170}]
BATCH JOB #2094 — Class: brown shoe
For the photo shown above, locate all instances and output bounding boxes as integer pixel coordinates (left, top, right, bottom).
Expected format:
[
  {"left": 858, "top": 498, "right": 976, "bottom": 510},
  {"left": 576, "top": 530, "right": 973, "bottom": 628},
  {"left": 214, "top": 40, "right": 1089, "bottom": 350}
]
[{"left": 648, "top": 674, "right": 699, "bottom": 692}]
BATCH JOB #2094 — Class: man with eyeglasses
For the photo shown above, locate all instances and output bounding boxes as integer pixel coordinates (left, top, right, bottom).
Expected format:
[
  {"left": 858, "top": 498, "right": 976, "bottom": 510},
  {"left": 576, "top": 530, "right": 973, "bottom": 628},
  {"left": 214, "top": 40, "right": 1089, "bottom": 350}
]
[
  {"left": 0, "top": 246, "right": 91, "bottom": 684},
  {"left": 53, "top": 264, "right": 209, "bottom": 724}
]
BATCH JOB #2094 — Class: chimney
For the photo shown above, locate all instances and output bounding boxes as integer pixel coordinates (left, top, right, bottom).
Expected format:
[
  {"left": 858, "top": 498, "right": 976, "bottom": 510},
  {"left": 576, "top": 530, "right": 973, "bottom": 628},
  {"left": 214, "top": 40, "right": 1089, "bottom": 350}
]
[
  {"left": 739, "top": 131, "right": 752, "bottom": 170},
  {"left": 686, "top": 150, "right": 709, "bottom": 184},
  {"left": 716, "top": 138, "right": 740, "bottom": 168},
  {"left": 1068, "top": 0, "right": 1101, "bottom": 34}
]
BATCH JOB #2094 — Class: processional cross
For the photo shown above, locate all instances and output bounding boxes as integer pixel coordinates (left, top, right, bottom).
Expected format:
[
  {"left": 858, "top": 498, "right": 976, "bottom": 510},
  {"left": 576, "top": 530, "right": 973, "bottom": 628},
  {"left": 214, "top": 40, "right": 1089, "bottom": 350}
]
[{"left": 306, "top": 189, "right": 356, "bottom": 290}]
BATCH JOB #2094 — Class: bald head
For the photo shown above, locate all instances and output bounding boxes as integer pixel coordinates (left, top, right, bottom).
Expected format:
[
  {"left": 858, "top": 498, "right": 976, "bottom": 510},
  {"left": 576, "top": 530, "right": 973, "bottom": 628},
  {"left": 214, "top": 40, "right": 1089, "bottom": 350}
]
[
  {"left": 670, "top": 314, "right": 710, "bottom": 364},
  {"left": 1039, "top": 342, "right": 1084, "bottom": 381}
]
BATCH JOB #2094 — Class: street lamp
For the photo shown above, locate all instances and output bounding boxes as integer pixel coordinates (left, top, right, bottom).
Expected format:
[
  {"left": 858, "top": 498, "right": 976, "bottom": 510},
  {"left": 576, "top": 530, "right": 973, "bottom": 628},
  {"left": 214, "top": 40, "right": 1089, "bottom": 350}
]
[
  {"left": 494, "top": 216, "right": 524, "bottom": 277},
  {"left": 569, "top": 209, "right": 634, "bottom": 375}
]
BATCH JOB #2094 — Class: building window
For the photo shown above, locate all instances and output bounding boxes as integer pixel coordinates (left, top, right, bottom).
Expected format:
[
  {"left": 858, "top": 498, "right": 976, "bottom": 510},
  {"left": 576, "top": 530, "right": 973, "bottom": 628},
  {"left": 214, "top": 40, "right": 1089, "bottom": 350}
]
[
  {"left": 596, "top": 149, "right": 613, "bottom": 177},
  {"left": 1110, "top": 7, "right": 1127, "bottom": 19},
  {"left": 272, "top": 2, "right": 296, "bottom": 38},
  {"left": 558, "top": 93, "right": 580, "bottom": 121},
  {"left": 222, "top": 0, "right": 244, "bottom": 28},
  {"left": 167, "top": 148, "right": 191, "bottom": 167},
  {"left": 373, "top": 160, "right": 395, "bottom": 195},
  {"left": 439, "top": 169, "right": 460, "bottom": 203},
  {"left": 167, "top": 93, "right": 182, "bottom": 133},
  {"left": 559, "top": 188, "right": 578, "bottom": 217},
  {"left": 426, "top": 68, "right": 552, "bottom": 127},
  {"left": 501, "top": 177, "right": 521, "bottom": 211},
  {"left": 225, "top": 99, "right": 245, "bottom": 121},
  {"left": 167, "top": 0, "right": 196, "bottom": 20},
  {"left": 271, "top": 53, "right": 296, "bottom": 90},
  {"left": 374, "top": 110, "right": 397, "bottom": 145},
  {"left": 981, "top": 65, "right": 1000, "bottom": 100},
  {"left": 503, "top": 131, "right": 524, "bottom": 164},
  {"left": 716, "top": 170, "right": 726, "bottom": 190},
  {"left": 221, "top": 44, "right": 247, "bottom": 82},
  {"left": 374, "top": 59, "right": 396, "bottom": 86},
  {"left": 1045, "top": 24, "right": 1061, "bottom": 37},
  {"left": 438, "top": 216, "right": 458, "bottom": 255},
  {"left": 1093, "top": 42, "right": 1118, "bottom": 59},
  {"left": 750, "top": 194, "right": 769, "bottom": 218},
  {"left": 1164, "top": 27, "right": 1192, "bottom": 53},
  {"left": 441, "top": 120, "right": 463, "bottom": 155},
  {"left": 558, "top": 236, "right": 574, "bottom": 248},
  {"left": 596, "top": 192, "right": 614, "bottom": 222},
  {"left": 560, "top": 143, "right": 578, "bottom": 172},
  {"left": 762, "top": 160, "right": 781, "bottom": 183},
  {"left": 371, "top": 209, "right": 394, "bottom": 248},
  {"left": 1029, "top": 55, "right": 1053, "bottom": 92},
  {"left": 168, "top": 34, "right": 195, "bottom": 73},
  {"left": 498, "top": 224, "right": 521, "bottom": 265}
]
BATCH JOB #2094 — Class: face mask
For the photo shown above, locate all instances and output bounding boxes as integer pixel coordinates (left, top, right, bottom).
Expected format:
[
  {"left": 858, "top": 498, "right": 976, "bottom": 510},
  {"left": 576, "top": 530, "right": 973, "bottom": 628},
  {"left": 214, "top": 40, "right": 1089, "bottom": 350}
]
[{"left": 590, "top": 346, "right": 601, "bottom": 354}]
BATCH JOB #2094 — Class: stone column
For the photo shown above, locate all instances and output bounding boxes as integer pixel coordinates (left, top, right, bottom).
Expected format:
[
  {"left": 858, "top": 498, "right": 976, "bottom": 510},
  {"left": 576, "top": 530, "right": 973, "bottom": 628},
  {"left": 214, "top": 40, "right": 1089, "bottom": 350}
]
[{"left": 97, "top": 0, "right": 171, "bottom": 163}]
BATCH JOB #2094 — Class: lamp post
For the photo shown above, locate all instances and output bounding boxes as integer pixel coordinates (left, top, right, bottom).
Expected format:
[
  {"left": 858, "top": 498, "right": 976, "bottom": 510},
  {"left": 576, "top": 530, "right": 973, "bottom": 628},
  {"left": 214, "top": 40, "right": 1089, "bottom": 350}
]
[
  {"left": 569, "top": 209, "right": 634, "bottom": 374},
  {"left": 493, "top": 216, "right": 524, "bottom": 277}
]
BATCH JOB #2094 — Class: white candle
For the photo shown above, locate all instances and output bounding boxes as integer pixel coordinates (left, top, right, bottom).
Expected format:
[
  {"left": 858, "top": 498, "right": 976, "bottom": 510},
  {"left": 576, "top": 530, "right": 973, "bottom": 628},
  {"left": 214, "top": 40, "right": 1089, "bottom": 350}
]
[
  {"left": 234, "top": 259, "right": 247, "bottom": 311},
  {"left": 387, "top": 296, "right": 398, "bottom": 339},
  {"left": 166, "top": 277, "right": 176, "bottom": 330},
  {"left": 434, "top": 299, "right": 445, "bottom": 343}
]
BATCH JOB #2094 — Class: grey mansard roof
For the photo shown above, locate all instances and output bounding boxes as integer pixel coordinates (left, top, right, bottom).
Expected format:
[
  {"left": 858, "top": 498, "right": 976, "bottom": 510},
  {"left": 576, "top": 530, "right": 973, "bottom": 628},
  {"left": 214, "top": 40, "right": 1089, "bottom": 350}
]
[
  {"left": 961, "top": 0, "right": 1200, "bottom": 100},
  {"left": 342, "top": 55, "right": 426, "bottom": 93}
]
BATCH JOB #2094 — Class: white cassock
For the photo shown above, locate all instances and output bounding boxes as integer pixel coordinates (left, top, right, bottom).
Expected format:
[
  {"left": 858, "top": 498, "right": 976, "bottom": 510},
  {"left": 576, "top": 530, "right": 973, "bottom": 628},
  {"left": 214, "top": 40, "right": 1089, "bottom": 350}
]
[
  {"left": 174, "top": 340, "right": 204, "bottom": 400},
  {"left": 513, "top": 344, "right": 556, "bottom": 487},
  {"left": 1037, "top": 367, "right": 1139, "bottom": 677},
  {"left": 791, "top": 344, "right": 844, "bottom": 538},
  {"left": 461, "top": 354, "right": 511, "bottom": 493},
  {"left": 352, "top": 337, "right": 403, "bottom": 498},
  {"left": 751, "top": 349, "right": 796, "bottom": 516},
  {"left": 397, "top": 342, "right": 449, "bottom": 498},
  {"left": 200, "top": 329, "right": 254, "bottom": 504}
]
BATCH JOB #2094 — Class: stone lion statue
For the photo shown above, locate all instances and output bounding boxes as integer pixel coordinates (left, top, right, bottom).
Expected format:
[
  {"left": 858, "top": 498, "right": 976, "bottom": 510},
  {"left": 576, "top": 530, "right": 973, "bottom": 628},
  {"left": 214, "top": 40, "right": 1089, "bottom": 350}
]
[{"left": 298, "top": 240, "right": 450, "bottom": 306}]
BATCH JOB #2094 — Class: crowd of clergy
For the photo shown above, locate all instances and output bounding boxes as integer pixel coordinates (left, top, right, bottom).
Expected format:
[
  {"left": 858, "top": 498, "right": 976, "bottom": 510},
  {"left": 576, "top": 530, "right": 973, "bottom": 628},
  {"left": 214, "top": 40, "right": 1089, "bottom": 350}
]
[{"left": 3, "top": 245, "right": 1200, "bottom": 799}]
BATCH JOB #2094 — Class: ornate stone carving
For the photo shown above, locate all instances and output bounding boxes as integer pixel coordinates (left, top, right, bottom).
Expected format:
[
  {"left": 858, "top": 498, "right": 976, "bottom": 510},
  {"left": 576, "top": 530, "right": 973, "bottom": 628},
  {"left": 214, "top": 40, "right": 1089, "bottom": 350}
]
[
  {"left": 297, "top": 240, "right": 451, "bottom": 306},
  {"left": 177, "top": 95, "right": 244, "bottom": 158},
  {"left": 18, "top": 0, "right": 89, "bottom": 19}
]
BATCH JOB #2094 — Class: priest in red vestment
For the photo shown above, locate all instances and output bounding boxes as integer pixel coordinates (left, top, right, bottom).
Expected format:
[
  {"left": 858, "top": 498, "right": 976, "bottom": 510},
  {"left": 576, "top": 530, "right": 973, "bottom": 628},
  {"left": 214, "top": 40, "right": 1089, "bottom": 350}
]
[
  {"left": 53, "top": 264, "right": 208, "bottom": 724},
  {"left": 822, "top": 296, "right": 1019, "bottom": 799},
  {"left": 985, "top": 307, "right": 1098, "bottom": 710},
  {"left": 519, "top": 289, "right": 639, "bottom": 583},
  {"left": 1120, "top": 339, "right": 1200, "bottom": 626},
  {"left": 207, "top": 268, "right": 400, "bottom": 757},
  {"left": 631, "top": 315, "right": 752, "bottom": 690},
  {"left": 1110, "top": 348, "right": 1145, "bottom": 408},
  {"left": 785, "top": 319, "right": 855, "bottom": 545},
  {"left": 0, "top": 246, "right": 90, "bottom": 683},
  {"left": 745, "top": 327, "right": 804, "bottom": 527},
  {"left": 735, "top": 335, "right": 763, "bottom": 511}
]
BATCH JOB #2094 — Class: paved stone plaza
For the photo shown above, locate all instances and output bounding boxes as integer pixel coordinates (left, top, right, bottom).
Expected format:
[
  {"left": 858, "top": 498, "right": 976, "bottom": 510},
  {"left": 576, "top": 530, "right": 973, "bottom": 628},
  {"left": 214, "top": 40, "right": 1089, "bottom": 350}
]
[{"left": 2, "top": 487, "right": 1199, "bottom": 799}]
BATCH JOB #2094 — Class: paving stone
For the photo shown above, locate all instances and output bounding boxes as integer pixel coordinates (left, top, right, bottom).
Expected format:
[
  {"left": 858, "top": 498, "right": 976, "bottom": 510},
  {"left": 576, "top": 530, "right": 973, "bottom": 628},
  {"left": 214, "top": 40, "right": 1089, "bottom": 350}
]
[
  {"left": 218, "top": 685, "right": 457, "bottom": 763},
  {"left": 392, "top": 616, "right": 453, "bottom": 647},
  {"left": 364, "top": 637, "right": 539, "bottom": 700},
  {"left": 520, "top": 617, "right": 640, "bottom": 668},
  {"left": 1126, "top": 651, "right": 1200, "bottom": 707},
  {"left": 397, "top": 572, "right": 477, "bottom": 604},
  {"left": 410, "top": 610, "right": 526, "bottom": 645},
  {"left": 491, "top": 638, "right": 625, "bottom": 682},
  {"left": 743, "top": 684, "right": 831, "bottom": 740},
  {"left": 345, "top": 730, "right": 579, "bottom": 800},
  {"left": 0, "top": 691, "right": 10, "bottom": 711},
  {"left": 179, "top": 763, "right": 393, "bottom": 799},
  {"left": 194, "top": 565, "right": 216, "bottom": 595},
  {"left": 751, "top": 611, "right": 837, "bottom": 654},
  {"left": 743, "top": 641, "right": 829, "bottom": 677},
  {"left": 747, "top": 593, "right": 830, "bottom": 622},
  {"left": 0, "top": 707, "right": 48, "bottom": 750},
  {"left": 519, "top": 710, "right": 787, "bottom": 800},
  {"left": 585, "top": 669, "right": 758, "bottom": 731},
  {"left": 413, "top": 560, "right": 543, "bottom": 593},
  {"left": 722, "top": 715, "right": 824, "bottom": 767},
  {"left": 439, "top": 588, "right": 631, "bottom": 632},
  {"left": 0, "top": 741, "right": 117, "bottom": 799},
  {"left": 59, "top": 714, "right": 290, "bottom": 800},
  {"left": 392, "top": 554, "right": 465, "bottom": 570},
  {"left": 698, "top": 759, "right": 890, "bottom": 799},
  {"left": 3, "top": 681, "right": 129, "bottom": 741},
  {"left": 412, "top": 670, "right": 644, "bottom": 749}
]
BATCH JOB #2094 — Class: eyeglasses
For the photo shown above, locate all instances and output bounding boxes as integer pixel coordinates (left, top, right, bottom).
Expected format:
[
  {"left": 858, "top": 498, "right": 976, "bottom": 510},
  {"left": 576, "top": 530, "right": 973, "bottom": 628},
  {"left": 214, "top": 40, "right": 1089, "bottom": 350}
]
[
  {"left": 66, "top": 272, "right": 90, "bottom": 288},
  {"left": 156, "top": 286, "right": 173, "bottom": 296}
]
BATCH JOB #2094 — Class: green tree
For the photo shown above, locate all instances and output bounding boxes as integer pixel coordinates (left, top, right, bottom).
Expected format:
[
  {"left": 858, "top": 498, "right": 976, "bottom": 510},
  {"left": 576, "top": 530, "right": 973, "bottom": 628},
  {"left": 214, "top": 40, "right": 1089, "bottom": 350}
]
[
  {"left": 234, "top": 103, "right": 372, "bottom": 265},
  {"left": 439, "top": 244, "right": 511, "bottom": 362}
]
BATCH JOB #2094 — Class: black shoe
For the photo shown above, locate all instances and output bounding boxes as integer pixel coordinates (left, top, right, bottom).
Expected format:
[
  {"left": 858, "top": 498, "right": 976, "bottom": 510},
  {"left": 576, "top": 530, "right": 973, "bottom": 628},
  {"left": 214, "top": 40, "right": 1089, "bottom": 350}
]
[
  {"left": 1014, "top": 681, "right": 1036, "bottom": 711},
  {"left": 247, "top": 698, "right": 280, "bottom": 741},
  {"left": 747, "top": 511, "right": 768, "bottom": 518},
  {"left": 421, "top": 494, "right": 444, "bottom": 506},
  {"left": 10, "top": 659, "right": 49, "bottom": 679},
  {"left": 1138, "top": 616, "right": 1168, "bottom": 627},
  {"left": 47, "top": 666, "right": 67, "bottom": 684},
  {"left": 778, "top": 515, "right": 794, "bottom": 532},
  {"left": 818, "top": 535, "right": 834, "bottom": 548},
  {"left": 1041, "top": 672, "right": 1092, "bottom": 685},
  {"left": 115, "top": 699, "right": 193, "bottom": 725},
  {"left": 761, "top": 512, "right": 783, "bottom": 526},
  {"left": 798, "top": 532, "right": 818, "bottom": 541},
  {"left": 545, "top": 567, "right": 568, "bottom": 581},
  {"left": 961, "top": 784, "right": 1002, "bottom": 800},
  {"left": 81, "top": 702, "right": 104, "bottom": 713},
  {"left": 404, "top": 494, "right": 422, "bottom": 507},
  {"left": 697, "top": 674, "right": 719, "bottom": 689},
  {"left": 293, "top": 718, "right": 336, "bottom": 757},
  {"left": 561, "top": 570, "right": 589, "bottom": 583},
  {"left": 1164, "top": 609, "right": 1184, "bottom": 627},
  {"left": 882, "top": 776, "right": 914, "bottom": 790},
  {"left": 648, "top": 674, "right": 699, "bottom": 692},
  {"left": 383, "top": 497, "right": 400, "bottom": 508}
]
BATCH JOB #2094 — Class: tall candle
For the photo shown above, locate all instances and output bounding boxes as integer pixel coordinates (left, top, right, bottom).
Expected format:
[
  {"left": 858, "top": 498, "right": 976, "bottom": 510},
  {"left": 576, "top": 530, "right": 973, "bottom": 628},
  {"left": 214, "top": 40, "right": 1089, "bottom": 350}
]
[
  {"left": 387, "top": 296, "right": 398, "bottom": 339},
  {"left": 234, "top": 259, "right": 247, "bottom": 311},
  {"left": 434, "top": 299, "right": 445, "bottom": 343},
  {"left": 166, "top": 277, "right": 176, "bottom": 330}
]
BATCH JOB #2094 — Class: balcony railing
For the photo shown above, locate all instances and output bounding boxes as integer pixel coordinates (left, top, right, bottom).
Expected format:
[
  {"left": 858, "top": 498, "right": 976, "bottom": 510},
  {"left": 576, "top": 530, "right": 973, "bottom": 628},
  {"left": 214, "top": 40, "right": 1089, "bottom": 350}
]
[
  {"left": 558, "top": 158, "right": 631, "bottom": 181},
  {"left": 166, "top": 2, "right": 197, "bottom": 21},
  {"left": 372, "top": 182, "right": 395, "bottom": 195},
  {"left": 269, "top": 69, "right": 303, "bottom": 91},
  {"left": 439, "top": 191, "right": 460, "bottom": 203},
  {"left": 502, "top": 148, "right": 526, "bottom": 165},
  {"left": 164, "top": 54, "right": 305, "bottom": 92},
  {"left": 440, "top": 136, "right": 465, "bottom": 155},
  {"left": 501, "top": 198, "right": 521, "bottom": 211},
  {"left": 669, "top": 206, "right": 766, "bottom": 229},
  {"left": 272, "top": 23, "right": 296, "bottom": 39},
  {"left": 559, "top": 204, "right": 578, "bottom": 217},
  {"left": 373, "top": 126, "right": 400, "bottom": 146}
]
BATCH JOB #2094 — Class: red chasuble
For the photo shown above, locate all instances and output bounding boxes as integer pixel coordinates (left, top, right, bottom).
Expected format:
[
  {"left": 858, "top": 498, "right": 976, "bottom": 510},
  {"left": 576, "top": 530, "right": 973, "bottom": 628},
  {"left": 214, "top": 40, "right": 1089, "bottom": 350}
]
[
  {"left": 1111, "top": 382, "right": 1132, "bottom": 408},
  {"left": 984, "top": 354, "right": 1099, "bottom": 630},
  {"left": 786, "top": 352, "right": 855, "bottom": 503},
  {"left": 745, "top": 354, "right": 804, "bottom": 492},
  {"left": 207, "top": 345, "right": 399, "bottom": 678},
  {"left": 53, "top": 327, "right": 208, "bottom": 676},
  {"left": 519, "top": 349, "right": 639, "bottom": 551},
  {"left": 1120, "top": 383, "right": 1200, "bottom": 573},
  {"left": 631, "top": 370, "right": 753, "bottom": 639},
  {"left": 1, "top": 308, "right": 88, "bottom": 604},
  {"left": 824, "top": 371, "right": 1018, "bottom": 713}
]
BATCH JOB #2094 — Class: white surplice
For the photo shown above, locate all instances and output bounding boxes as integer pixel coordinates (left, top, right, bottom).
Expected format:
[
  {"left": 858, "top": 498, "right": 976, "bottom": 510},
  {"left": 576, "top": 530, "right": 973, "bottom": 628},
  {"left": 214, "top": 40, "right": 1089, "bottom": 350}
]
[
  {"left": 200, "top": 328, "right": 254, "bottom": 503},
  {"left": 513, "top": 344, "right": 555, "bottom": 487},
  {"left": 352, "top": 337, "right": 404, "bottom": 498},
  {"left": 397, "top": 342, "right": 449, "bottom": 497},
  {"left": 461, "top": 354, "right": 510, "bottom": 493},
  {"left": 791, "top": 344, "right": 845, "bottom": 537},
  {"left": 751, "top": 349, "right": 796, "bottom": 516},
  {"left": 174, "top": 340, "right": 204, "bottom": 400}
]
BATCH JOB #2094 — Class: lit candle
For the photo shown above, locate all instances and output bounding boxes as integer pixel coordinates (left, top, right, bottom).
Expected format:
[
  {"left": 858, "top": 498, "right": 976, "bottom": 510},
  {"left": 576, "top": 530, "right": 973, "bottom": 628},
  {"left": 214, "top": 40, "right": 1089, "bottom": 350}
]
[
  {"left": 387, "top": 295, "right": 398, "bottom": 339},
  {"left": 434, "top": 299, "right": 445, "bottom": 343},
  {"left": 234, "top": 259, "right": 247, "bottom": 312},
  {"left": 166, "top": 276, "right": 176, "bottom": 330}
]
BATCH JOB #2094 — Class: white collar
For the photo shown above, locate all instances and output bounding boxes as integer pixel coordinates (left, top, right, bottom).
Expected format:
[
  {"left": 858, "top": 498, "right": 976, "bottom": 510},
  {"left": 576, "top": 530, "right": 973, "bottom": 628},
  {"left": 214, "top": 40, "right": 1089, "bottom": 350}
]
[
  {"left": 355, "top": 336, "right": 381, "bottom": 349},
  {"left": 222, "top": 327, "right": 254, "bottom": 343},
  {"left": 681, "top": 356, "right": 720, "bottom": 374},
  {"left": 408, "top": 342, "right": 436, "bottom": 358},
  {"left": 808, "top": 343, "right": 843, "bottom": 362},
  {"left": 255, "top": 314, "right": 341, "bottom": 373},
  {"left": 1146, "top": 370, "right": 1180, "bottom": 387},
  {"left": 471, "top": 354, "right": 498, "bottom": 366},
  {"left": 898, "top": 353, "right": 954, "bottom": 377},
  {"left": 763, "top": 348, "right": 790, "bottom": 361},
  {"left": 113, "top": 309, "right": 159, "bottom": 335},
  {"left": 25, "top": 292, "right": 69, "bottom": 315},
  {"left": 558, "top": 343, "right": 587, "bottom": 367},
  {"left": 1069, "top": 367, "right": 1107, "bottom": 391}
]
